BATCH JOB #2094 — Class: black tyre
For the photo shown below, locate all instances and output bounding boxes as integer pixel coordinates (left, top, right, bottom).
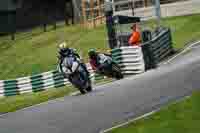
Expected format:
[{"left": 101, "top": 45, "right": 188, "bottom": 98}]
[
  {"left": 85, "top": 86, "right": 92, "bottom": 92},
  {"left": 79, "top": 89, "right": 86, "bottom": 94},
  {"left": 115, "top": 71, "right": 124, "bottom": 79},
  {"left": 112, "top": 63, "right": 124, "bottom": 80}
]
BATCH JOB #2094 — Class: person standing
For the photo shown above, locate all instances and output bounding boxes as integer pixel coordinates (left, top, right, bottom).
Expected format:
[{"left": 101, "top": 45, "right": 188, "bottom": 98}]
[{"left": 128, "top": 23, "right": 141, "bottom": 46}]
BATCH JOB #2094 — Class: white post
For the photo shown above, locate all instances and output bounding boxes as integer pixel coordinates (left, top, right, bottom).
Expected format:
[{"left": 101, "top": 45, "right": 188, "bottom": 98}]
[{"left": 155, "top": 0, "right": 161, "bottom": 27}]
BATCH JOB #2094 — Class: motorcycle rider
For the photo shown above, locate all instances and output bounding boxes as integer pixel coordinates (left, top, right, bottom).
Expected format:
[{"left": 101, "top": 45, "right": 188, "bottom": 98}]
[
  {"left": 128, "top": 23, "right": 141, "bottom": 46},
  {"left": 88, "top": 49, "right": 112, "bottom": 74},
  {"left": 58, "top": 42, "right": 80, "bottom": 63},
  {"left": 58, "top": 42, "right": 90, "bottom": 88},
  {"left": 58, "top": 42, "right": 88, "bottom": 75}
]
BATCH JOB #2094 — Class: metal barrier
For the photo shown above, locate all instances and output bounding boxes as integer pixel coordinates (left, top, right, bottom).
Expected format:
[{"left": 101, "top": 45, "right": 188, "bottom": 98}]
[
  {"left": 0, "top": 64, "right": 104, "bottom": 97},
  {"left": 142, "top": 27, "right": 174, "bottom": 69},
  {"left": 111, "top": 46, "right": 145, "bottom": 74}
]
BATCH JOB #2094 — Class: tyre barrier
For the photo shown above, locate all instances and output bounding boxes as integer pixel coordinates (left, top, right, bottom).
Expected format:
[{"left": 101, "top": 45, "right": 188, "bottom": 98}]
[
  {"left": 0, "top": 64, "right": 105, "bottom": 97},
  {"left": 142, "top": 27, "right": 174, "bottom": 69},
  {"left": 111, "top": 46, "right": 145, "bottom": 74},
  {"left": 150, "top": 28, "right": 173, "bottom": 63}
]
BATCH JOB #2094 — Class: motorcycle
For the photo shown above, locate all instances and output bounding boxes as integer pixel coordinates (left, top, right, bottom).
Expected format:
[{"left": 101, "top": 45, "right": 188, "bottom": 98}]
[
  {"left": 97, "top": 54, "right": 124, "bottom": 80},
  {"left": 58, "top": 56, "right": 92, "bottom": 94}
]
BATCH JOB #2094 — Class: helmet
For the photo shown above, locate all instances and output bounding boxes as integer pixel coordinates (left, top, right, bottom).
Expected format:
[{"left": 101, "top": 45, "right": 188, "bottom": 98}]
[
  {"left": 59, "top": 42, "right": 68, "bottom": 49},
  {"left": 58, "top": 42, "right": 71, "bottom": 57},
  {"left": 131, "top": 23, "right": 137, "bottom": 30},
  {"left": 88, "top": 49, "right": 97, "bottom": 59}
]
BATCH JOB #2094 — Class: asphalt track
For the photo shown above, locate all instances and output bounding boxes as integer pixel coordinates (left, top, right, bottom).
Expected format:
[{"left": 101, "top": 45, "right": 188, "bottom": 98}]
[{"left": 0, "top": 43, "right": 200, "bottom": 133}]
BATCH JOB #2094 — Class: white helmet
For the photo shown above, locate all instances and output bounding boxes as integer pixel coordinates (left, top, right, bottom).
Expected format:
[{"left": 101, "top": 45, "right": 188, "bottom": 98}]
[{"left": 59, "top": 42, "right": 68, "bottom": 49}]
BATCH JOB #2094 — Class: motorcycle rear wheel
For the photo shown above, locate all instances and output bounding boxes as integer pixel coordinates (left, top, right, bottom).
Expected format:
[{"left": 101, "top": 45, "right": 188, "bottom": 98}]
[
  {"left": 112, "top": 64, "right": 124, "bottom": 80},
  {"left": 79, "top": 88, "right": 87, "bottom": 94},
  {"left": 85, "top": 86, "right": 92, "bottom": 92}
]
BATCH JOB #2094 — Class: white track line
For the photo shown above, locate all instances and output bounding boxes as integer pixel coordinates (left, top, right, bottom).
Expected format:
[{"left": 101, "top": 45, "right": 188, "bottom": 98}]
[
  {"left": 163, "top": 40, "right": 200, "bottom": 64},
  {"left": 100, "top": 95, "right": 192, "bottom": 133},
  {"left": 100, "top": 110, "right": 158, "bottom": 133}
]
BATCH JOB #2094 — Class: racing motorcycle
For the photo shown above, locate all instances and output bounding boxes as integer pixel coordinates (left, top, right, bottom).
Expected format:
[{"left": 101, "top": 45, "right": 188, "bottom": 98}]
[
  {"left": 97, "top": 54, "right": 124, "bottom": 80},
  {"left": 58, "top": 56, "right": 92, "bottom": 94}
]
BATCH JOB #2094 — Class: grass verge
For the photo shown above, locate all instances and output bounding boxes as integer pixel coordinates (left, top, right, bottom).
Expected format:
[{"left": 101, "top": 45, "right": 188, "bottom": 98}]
[
  {"left": 0, "top": 25, "right": 108, "bottom": 79},
  {"left": 162, "top": 14, "right": 200, "bottom": 49},
  {"left": 0, "top": 86, "right": 74, "bottom": 113},
  {"left": 108, "top": 92, "right": 200, "bottom": 133}
]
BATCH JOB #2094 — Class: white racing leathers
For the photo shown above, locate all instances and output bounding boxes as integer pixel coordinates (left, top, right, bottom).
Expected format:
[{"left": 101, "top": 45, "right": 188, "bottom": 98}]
[{"left": 58, "top": 56, "right": 88, "bottom": 87}]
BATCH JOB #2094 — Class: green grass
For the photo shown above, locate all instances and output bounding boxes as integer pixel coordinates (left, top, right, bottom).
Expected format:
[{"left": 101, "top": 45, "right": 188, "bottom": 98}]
[
  {"left": 108, "top": 92, "right": 200, "bottom": 133},
  {"left": 0, "top": 24, "right": 108, "bottom": 79},
  {"left": 162, "top": 14, "right": 200, "bottom": 49},
  {"left": 0, "top": 86, "right": 74, "bottom": 113}
]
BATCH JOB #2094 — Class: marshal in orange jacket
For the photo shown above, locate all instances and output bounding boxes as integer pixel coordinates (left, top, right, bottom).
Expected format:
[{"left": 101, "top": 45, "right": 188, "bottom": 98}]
[{"left": 128, "top": 30, "right": 141, "bottom": 46}]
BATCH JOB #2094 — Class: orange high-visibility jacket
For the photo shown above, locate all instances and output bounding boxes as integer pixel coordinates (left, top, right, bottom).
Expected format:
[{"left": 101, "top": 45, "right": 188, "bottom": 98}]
[{"left": 128, "top": 31, "right": 141, "bottom": 46}]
